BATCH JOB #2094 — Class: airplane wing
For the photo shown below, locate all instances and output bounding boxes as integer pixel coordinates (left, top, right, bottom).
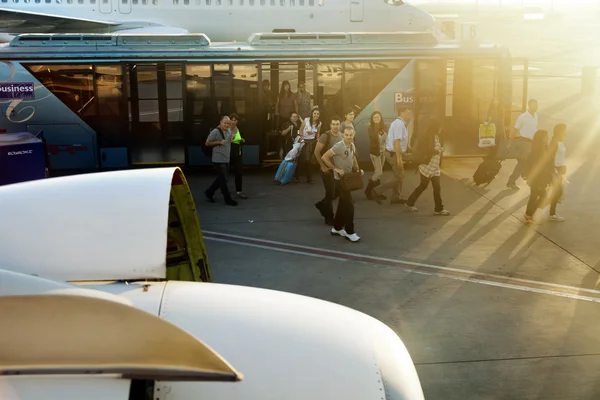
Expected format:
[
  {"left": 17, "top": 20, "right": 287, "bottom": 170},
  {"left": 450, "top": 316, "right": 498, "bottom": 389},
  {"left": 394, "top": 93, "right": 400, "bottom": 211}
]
[{"left": 0, "top": 7, "right": 120, "bottom": 33}]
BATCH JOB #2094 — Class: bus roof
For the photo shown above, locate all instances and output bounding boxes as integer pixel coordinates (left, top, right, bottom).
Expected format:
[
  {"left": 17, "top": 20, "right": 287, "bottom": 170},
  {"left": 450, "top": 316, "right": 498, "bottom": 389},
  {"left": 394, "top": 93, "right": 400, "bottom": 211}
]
[{"left": 0, "top": 32, "right": 510, "bottom": 61}]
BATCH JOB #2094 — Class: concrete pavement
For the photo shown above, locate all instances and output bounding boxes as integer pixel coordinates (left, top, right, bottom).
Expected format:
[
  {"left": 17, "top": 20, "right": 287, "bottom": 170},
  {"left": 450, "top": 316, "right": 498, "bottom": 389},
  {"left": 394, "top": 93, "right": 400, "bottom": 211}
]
[
  {"left": 191, "top": 158, "right": 600, "bottom": 399},
  {"left": 189, "top": 15, "right": 600, "bottom": 399},
  {"left": 189, "top": 67, "right": 600, "bottom": 397}
]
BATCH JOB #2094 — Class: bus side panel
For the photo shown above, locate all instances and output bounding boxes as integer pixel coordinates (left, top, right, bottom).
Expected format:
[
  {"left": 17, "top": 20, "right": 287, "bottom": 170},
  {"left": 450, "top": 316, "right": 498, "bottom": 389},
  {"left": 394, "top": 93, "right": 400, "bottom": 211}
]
[
  {"left": 352, "top": 60, "right": 415, "bottom": 165},
  {"left": 0, "top": 61, "right": 98, "bottom": 170}
]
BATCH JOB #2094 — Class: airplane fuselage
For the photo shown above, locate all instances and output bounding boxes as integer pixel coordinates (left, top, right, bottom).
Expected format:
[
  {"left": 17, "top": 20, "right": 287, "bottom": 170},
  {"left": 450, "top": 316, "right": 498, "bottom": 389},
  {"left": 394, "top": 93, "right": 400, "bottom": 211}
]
[{"left": 0, "top": 0, "right": 435, "bottom": 41}]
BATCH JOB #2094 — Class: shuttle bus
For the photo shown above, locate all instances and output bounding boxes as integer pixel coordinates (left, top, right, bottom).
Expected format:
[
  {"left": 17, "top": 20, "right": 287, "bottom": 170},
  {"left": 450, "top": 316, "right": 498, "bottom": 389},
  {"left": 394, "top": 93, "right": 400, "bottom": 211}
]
[{"left": 0, "top": 31, "right": 529, "bottom": 171}]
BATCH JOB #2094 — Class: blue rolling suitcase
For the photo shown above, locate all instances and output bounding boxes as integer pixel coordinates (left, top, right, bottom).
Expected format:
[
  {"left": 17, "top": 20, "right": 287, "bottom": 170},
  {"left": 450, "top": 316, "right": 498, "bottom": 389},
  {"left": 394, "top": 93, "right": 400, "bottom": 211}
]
[{"left": 274, "top": 159, "right": 297, "bottom": 185}]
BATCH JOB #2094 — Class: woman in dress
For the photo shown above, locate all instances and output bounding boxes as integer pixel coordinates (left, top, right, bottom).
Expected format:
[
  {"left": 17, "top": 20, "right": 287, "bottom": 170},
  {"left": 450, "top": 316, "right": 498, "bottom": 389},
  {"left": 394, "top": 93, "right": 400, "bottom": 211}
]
[{"left": 297, "top": 106, "right": 322, "bottom": 183}]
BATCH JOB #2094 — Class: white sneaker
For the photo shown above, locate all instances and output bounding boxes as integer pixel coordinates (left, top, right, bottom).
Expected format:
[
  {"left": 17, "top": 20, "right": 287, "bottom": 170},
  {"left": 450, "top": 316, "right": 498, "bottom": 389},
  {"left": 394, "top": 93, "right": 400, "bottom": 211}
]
[
  {"left": 434, "top": 209, "right": 451, "bottom": 216},
  {"left": 405, "top": 204, "right": 418, "bottom": 212},
  {"left": 549, "top": 214, "right": 565, "bottom": 222},
  {"left": 344, "top": 232, "right": 361, "bottom": 242},
  {"left": 331, "top": 227, "right": 347, "bottom": 237}
]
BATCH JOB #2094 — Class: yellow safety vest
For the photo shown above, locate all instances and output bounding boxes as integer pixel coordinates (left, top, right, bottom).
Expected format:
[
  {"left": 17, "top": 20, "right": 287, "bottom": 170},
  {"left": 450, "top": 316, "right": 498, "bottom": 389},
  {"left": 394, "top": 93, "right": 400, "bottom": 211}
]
[{"left": 231, "top": 129, "right": 242, "bottom": 155}]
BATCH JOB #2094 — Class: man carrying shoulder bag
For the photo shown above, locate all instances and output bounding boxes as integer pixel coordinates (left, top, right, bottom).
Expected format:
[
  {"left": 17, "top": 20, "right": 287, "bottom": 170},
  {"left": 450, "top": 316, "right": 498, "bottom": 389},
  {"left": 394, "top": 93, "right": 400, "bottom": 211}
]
[{"left": 321, "top": 126, "right": 363, "bottom": 243}]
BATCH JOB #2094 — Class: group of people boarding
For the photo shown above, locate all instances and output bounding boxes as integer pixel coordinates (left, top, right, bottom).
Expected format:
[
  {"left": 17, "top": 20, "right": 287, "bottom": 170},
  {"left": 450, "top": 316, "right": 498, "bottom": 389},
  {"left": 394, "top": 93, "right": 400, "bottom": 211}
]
[
  {"left": 306, "top": 105, "right": 452, "bottom": 243},
  {"left": 502, "top": 98, "right": 568, "bottom": 223},
  {"left": 202, "top": 97, "right": 567, "bottom": 244}
]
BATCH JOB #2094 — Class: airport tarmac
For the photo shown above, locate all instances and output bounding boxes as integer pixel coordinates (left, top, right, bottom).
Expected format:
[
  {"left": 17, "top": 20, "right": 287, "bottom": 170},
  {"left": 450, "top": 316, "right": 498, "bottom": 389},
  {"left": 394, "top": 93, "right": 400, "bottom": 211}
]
[
  {"left": 188, "top": 18, "right": 600, "bottom": 399},
  {"left": 190, "top": 156, "right": 600, "bottom": 400}
]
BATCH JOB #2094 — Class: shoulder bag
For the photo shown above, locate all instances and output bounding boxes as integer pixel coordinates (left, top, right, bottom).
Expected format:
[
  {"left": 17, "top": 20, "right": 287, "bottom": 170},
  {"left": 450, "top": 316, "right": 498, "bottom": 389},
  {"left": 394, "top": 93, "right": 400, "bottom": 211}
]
[{"left": 340, "top": 143, "right": 363, "bottom": 191}]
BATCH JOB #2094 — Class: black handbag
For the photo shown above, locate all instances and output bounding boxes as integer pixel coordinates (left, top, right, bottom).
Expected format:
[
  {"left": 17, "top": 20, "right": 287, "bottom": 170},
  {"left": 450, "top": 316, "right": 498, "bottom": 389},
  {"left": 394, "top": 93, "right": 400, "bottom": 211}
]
[{"left": 341, "top": 170, "right": 363, "bottom": 191}]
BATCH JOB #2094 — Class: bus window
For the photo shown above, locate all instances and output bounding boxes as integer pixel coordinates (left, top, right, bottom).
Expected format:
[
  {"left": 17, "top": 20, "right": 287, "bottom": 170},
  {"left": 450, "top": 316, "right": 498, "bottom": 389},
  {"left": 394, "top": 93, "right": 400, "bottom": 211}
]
[
  {"left": 213, "top": 64, "right": 232, "bottom": 115},
  {"left": 25, "top": 64, "right": 127, "bottom": 148},
  {"left": 316, "top": 63, "right": 342, "bottom": 121},
  {"left": 471, "top": 59, "right": 498, "bottom": 123},
  {"left": 136, "top": 64, "right": 159, "bottom": 122},
  {"left": 166, "top": 64, "right": 184, "bottom": 125},
  {"left": 445, "top": 60, "right": 454, "bottom": 117},
  {"left": 297, "top": 61, "right": 314, "bottom": 119},
  {"left": 233, "top": 64, "right": 258, "bottom": 115},
  {"left": 445, "top": 58, "right": 500, "bottom": 155},
  {"left": 452, "top": 58, "right": 498, "bottom": 123},
  {"left": 414, "top": 60, "right": 445, "bottom": 145},
  {"left": 264, "top": 62, "right": 300, "bottom": 121},
  {"left": 185, "top": 64, "right": 213, "bottom": 144},
  {"left": 186, "top": 64, "right": 211, "bottom": 98},
  {"left": 95, "top": 64, "right": 126, "bottom": 146},
  {"left": 342, "top": 60, "right": 409, "bottom": 117},
  {"left": 25, "top": 64, "right": 94, "bottom": 116}
]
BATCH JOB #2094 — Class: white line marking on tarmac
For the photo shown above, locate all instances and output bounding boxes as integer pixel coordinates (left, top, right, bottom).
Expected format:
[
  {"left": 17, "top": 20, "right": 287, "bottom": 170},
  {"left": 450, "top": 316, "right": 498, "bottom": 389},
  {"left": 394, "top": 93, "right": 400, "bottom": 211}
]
[{"left": 203, "top": 230, "right": 600, "bottom": 304}]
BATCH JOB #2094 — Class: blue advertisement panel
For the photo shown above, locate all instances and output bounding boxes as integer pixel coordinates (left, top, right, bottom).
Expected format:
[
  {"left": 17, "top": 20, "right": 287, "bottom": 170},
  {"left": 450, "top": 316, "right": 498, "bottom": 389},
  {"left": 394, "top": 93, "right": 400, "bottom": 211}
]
[
  {"left": 0, "top": 132, "right": 46, "bottom": 186},
  {"left": 0, "top": 82, "right": 35, "bottom": 100}
]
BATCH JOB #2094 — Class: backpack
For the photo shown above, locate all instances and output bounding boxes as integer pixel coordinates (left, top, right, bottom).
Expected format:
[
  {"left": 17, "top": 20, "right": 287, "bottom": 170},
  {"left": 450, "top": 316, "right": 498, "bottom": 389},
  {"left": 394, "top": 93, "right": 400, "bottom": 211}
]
[
  {"left": 411, "top": 137, "right": 431, "bottom": 166},
  {"left": 412, "top": 135, "right": 442, "bottom": 166},
  {"left": 202, "top": 127, "right": 225, "bottom": 158}
]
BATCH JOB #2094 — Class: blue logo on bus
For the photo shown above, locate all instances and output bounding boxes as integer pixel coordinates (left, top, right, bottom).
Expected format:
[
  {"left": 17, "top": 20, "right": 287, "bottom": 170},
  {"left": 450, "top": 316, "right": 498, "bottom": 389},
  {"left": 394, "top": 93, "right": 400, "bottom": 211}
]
[{"left": 0, "top": 82, "right": 35, "bottom": 100}]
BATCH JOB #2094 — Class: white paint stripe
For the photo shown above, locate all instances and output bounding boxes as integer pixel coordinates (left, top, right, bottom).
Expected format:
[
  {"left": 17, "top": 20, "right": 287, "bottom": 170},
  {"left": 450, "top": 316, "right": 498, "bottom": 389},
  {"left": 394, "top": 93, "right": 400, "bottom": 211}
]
[
  {"left": 205, "top": 236, "right": 350, "bottom": 263},
  {"left": 203, "top": 230, "right": 600, "bottom": 299}
]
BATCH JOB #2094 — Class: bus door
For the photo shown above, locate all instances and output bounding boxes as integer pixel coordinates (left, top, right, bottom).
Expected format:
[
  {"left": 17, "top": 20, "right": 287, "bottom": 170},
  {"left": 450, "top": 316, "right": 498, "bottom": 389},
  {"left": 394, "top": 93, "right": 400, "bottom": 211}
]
[
  {"left": 413, "top": 60, "right": 446, "bottom": 150},
  {"left": 260, "top": 62, "right": 314, "bottom": 163},
  {"left": 433, "top": 57, "right": 502, "bottom": 157},
  {"left": 127, "top": 62, "right": 186, "bottom": 165},
  {"left": 509, "top": 58, "right": 529, "bottom": 126},
  {"left": 185, "top": 63, "right": 259, "bottom": 166}
]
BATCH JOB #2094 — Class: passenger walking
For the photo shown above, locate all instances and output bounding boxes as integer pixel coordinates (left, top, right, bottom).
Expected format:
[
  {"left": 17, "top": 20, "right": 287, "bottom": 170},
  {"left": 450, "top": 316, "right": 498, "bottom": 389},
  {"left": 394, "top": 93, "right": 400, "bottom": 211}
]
[
  {"left": 229, "top": 113, "right": 248, "bottom": 200},
  {"left": 372, "top": 106, "right": 411, "bottom": 204},
  {"left": 297, "top": 106, "right": 322, "bottom": 184},
  {"left": 340, "top": 108, "right": 355, "bottom": 133},
  {"left": 204, "top": 115, "right": 238, "bottom": 207},
  {"left": 364, "top": 111, "right": 388, "bottom": 201},
  {"left": 275, "top": 80, "right": 297, "bottom": 125},
  {"left": 296, "top": 81, "right": 312, "bottom": 119},
  {"left": 404, "top": 119, "right": 450, "bottom": 216},
  {"left": 321, "top": 126, "right": 363, "bottom": 242},
  {"left": 523, "top": 129, "right": 554, "bottom": 223},
  {"left": 548, "top": 123, "right": 568, "bottom": 221},
  {"left": 507, "top": 98, "right": 538, "bottom": 189},
  {"left": 280, "top": 111, "right": 302, "bottom": 156},
  {"left": 314, "top": 116, "right": 343, "bottom": 225}
]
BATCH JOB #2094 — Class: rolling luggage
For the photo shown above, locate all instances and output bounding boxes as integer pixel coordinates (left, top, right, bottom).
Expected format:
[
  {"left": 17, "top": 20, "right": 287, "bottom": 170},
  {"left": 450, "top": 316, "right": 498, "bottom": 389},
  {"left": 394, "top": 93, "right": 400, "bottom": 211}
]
[
  {"left": 274, "top": 159, "right": 297, "bottom": 185},
  {"left": 473, "top": 158, "right": 502, "bottom": 186}
]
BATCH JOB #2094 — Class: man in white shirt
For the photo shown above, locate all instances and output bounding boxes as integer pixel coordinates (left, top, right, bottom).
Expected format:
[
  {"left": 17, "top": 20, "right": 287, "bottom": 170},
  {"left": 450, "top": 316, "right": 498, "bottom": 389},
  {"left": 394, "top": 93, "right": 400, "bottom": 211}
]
[
  {"left": 373, "top": 106, "right": 411, "bottom": 204},
  {"left": 507, "top": 98, "right": 538, "bottom": 189}
]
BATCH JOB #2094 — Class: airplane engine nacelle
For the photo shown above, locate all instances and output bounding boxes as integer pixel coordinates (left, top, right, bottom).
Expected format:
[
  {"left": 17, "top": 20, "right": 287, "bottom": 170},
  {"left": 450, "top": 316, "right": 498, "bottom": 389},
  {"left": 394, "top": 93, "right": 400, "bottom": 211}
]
[
  {"left": 0, "top": 167, "right": 211, "bottom": 282},
  {"left": 0, "top": 270, "right": 243, "bottom": 400},
  {"left": 83, "top": 280, "right": 426, "bottom": 400}
]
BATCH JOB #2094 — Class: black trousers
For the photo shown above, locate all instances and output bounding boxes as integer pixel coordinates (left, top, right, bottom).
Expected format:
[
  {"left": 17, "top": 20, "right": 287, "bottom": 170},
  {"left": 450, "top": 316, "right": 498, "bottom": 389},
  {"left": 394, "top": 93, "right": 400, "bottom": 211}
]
[
  {"left": 207, "top": 162, "right": 233, "bottom": 202},
  {"left": 526, "top": 185, "right": 546, "bottom": 217},
  {"left": 333, "top": 179, "right": 355, "bottom": 235},
  {"left": 315, "top": 170, "right": 337, "bottom": 219},
  {"left": 230, "top": 154, "right": 243, "bottom": 192},
  {"left": 296, "top": 140, "right": 315, "bottom": 181},
  {"left": 407, "top": 173, "right": 443, "bottom": 212}
]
